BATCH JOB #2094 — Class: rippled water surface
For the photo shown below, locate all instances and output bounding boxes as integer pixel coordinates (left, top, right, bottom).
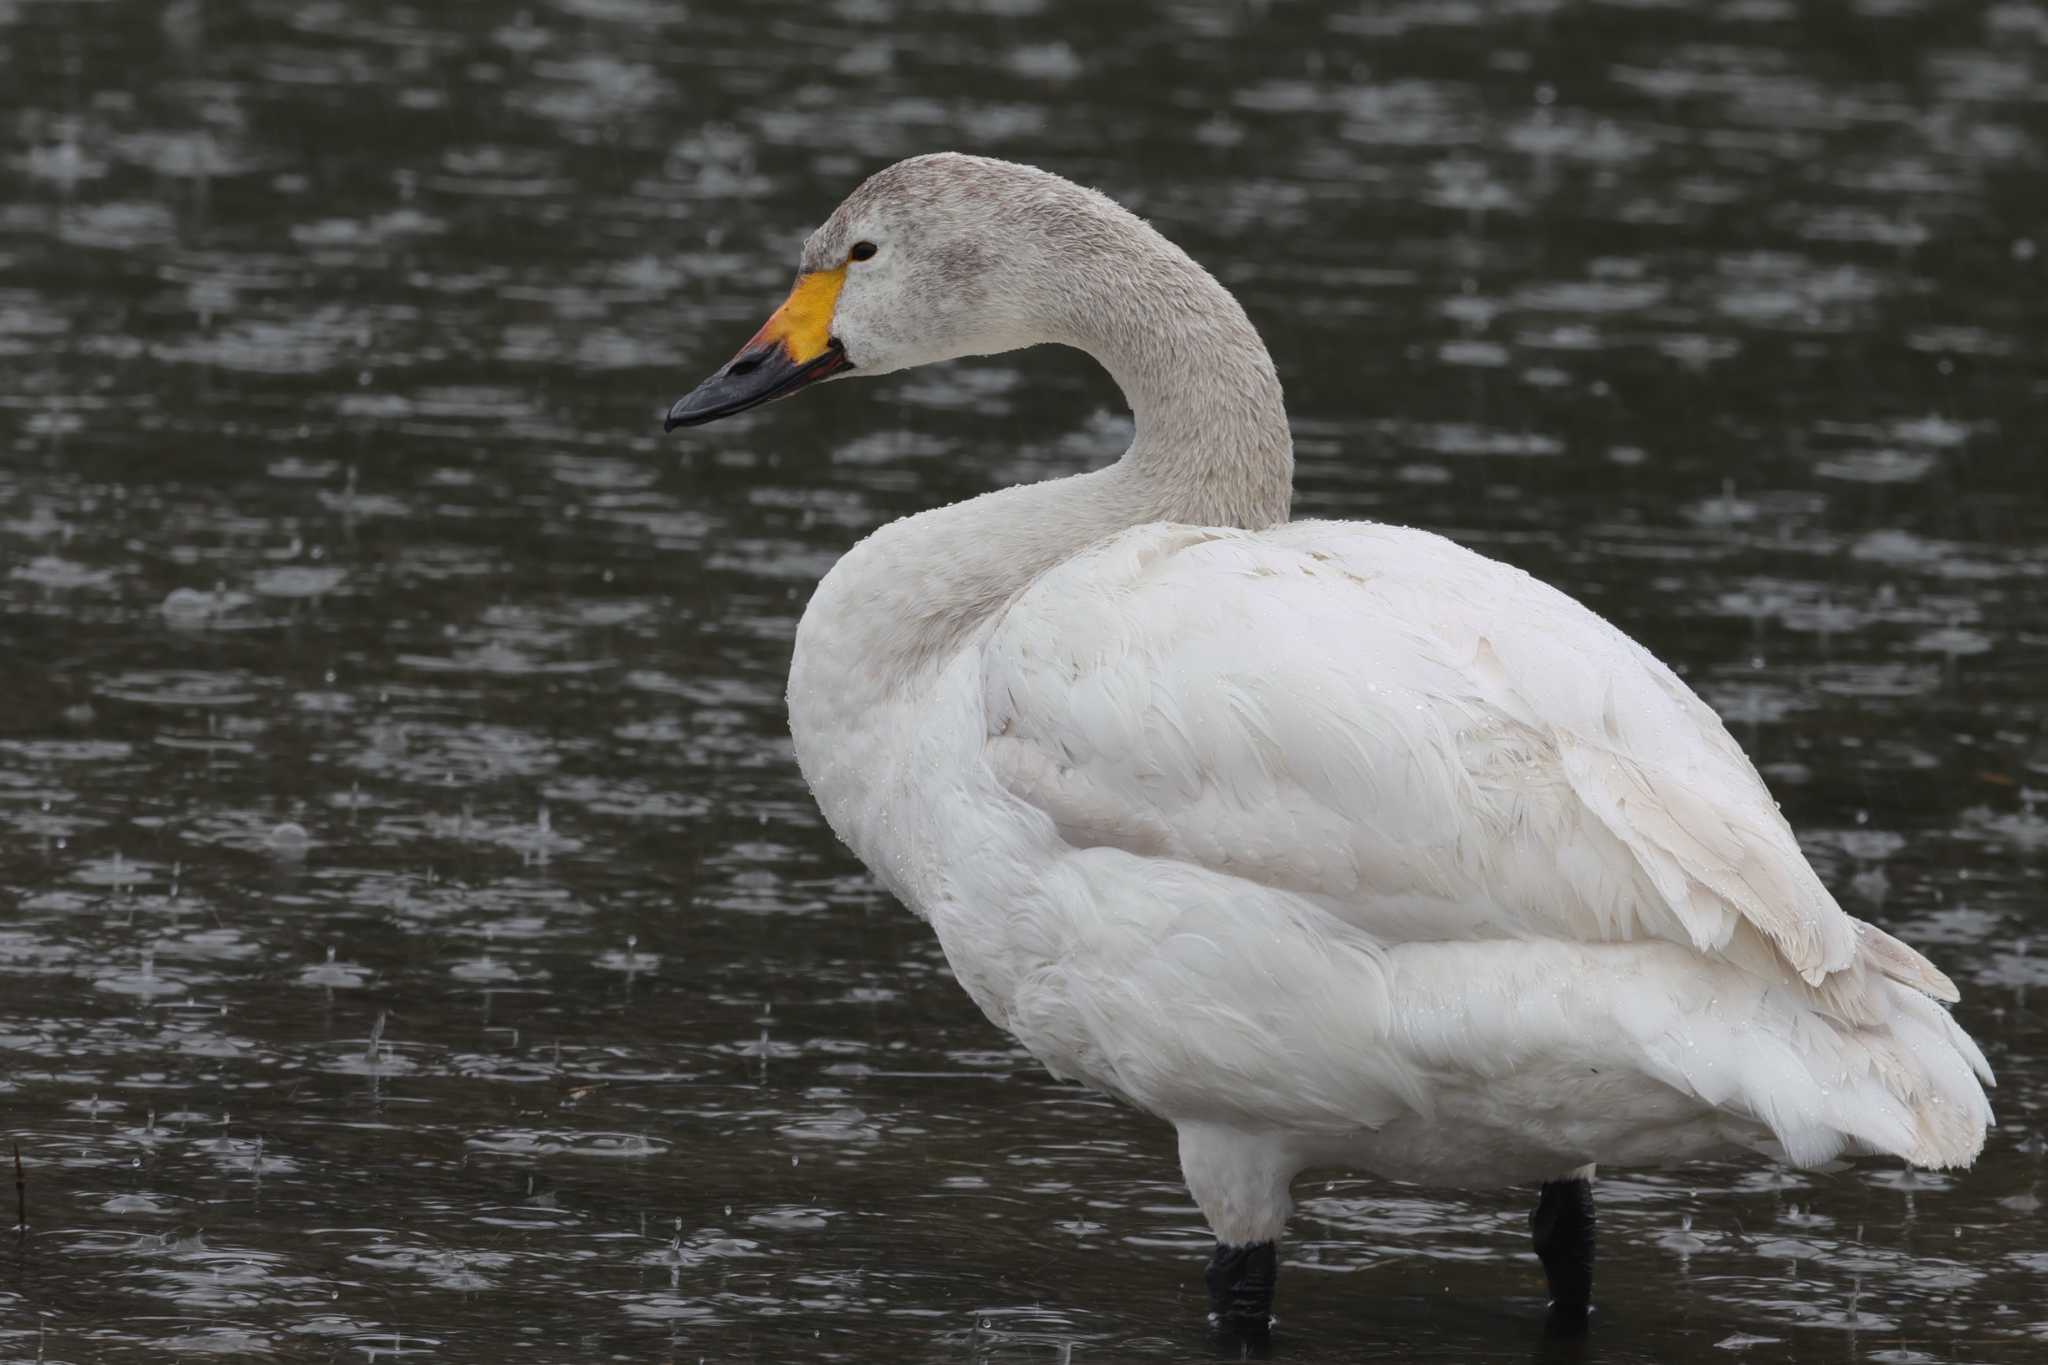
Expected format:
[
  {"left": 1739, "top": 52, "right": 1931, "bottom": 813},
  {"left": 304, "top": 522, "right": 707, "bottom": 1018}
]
[{"left": 3, "top": 0, "right": 2047, "bottom": 1360}]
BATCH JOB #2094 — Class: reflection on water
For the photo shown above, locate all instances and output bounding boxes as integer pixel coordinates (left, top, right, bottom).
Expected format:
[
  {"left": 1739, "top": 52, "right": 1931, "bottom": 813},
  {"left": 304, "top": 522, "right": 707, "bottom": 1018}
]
[{"left": 2, "top": 0, "right": 2045, "bottom": 1359}]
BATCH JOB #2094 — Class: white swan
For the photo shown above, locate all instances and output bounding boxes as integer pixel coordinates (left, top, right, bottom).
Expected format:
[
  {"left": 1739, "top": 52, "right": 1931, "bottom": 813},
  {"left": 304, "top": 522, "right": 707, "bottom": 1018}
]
[{"left": 665, "top": 153, "right": 1992, "bottom": 1336}]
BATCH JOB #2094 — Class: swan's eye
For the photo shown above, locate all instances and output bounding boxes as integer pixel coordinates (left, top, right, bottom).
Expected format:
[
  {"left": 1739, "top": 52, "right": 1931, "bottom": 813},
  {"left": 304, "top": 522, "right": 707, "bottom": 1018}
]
[{"left": 849, "top": 241, "right": 878, "bottom": 262}]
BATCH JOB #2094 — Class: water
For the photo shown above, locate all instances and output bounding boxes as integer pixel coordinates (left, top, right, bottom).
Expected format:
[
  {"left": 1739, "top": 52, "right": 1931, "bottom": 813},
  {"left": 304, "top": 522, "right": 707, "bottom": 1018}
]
[{"left": 2, "top": 0, "right": 2045, "bottom": 1359}]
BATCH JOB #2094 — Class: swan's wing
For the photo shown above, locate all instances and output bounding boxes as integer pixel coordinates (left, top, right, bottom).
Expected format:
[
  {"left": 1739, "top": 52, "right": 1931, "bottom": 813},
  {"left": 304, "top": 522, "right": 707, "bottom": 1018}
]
[{"left": 982, "top": 520, "right": 1956, "bottom": 1018}]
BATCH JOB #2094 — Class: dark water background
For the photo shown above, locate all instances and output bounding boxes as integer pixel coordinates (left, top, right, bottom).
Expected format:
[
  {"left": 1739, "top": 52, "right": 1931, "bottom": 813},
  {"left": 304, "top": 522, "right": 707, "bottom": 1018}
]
[{"left": 3, "top": 0, "right": 2046, "bottom": 1360}]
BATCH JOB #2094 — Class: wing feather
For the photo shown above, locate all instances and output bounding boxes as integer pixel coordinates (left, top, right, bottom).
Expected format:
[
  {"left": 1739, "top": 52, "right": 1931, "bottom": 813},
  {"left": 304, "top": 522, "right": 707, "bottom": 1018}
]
[{"left": 981, "top": 519, "right": 1952, "bottom": 1014}]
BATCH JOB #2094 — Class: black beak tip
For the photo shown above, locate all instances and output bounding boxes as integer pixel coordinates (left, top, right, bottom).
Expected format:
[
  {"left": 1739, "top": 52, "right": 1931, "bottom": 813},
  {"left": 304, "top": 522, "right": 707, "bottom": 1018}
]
[
  {"left": 661, "top": 340, "right": 849, "bottom": 434},
  {"left": 661, "top": 379, "right": 734, "bottom": 432}
]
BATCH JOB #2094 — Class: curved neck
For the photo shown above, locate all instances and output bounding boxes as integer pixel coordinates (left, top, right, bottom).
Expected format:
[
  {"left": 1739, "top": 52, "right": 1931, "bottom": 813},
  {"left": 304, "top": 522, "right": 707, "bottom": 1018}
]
[
  {"left": 794, "top": 203, "right": 1296, "bottom": 728},
  {"left": 1037, "top": 226, "right": 1294, "bottom": 530}
]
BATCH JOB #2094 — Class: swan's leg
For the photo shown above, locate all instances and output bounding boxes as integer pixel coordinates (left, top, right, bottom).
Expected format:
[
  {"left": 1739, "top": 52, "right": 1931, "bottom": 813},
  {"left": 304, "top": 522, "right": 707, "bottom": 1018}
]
[
  {"left": 1176, "top": 1123, "right": 1293, "bottom": 1338},
  {"left": 1529, "top": 1167, "right": 1596, "bottom": 1316},
  {"left": 1205, "top": 1240, "right": 1278, "bottom": 1337}
]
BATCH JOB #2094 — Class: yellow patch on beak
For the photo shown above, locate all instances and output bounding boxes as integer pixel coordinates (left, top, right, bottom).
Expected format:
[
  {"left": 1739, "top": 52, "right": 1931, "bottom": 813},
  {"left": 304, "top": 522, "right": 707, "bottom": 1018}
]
[{"left": 744, "top": 266, "right": 846, "bottom": 365}]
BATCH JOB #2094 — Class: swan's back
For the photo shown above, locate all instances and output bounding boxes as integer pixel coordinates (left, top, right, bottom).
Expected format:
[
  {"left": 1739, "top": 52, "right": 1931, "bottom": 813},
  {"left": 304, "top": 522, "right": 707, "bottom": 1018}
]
[{"left": 979, "top": 518, "right": 1992, "bottom": 1170}]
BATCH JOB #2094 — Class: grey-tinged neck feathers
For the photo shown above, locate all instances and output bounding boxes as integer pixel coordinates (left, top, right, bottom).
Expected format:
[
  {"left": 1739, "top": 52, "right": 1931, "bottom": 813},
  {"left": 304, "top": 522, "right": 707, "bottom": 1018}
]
[
  {"left": 806, "top": 152, "right": 1295, "bottom": 532},
  {"left": 792, "top": 156, "right": 1295, "bottom": 710},
  {"left": 1019, "top": 171, "right": 1294, "bottom": 531}
]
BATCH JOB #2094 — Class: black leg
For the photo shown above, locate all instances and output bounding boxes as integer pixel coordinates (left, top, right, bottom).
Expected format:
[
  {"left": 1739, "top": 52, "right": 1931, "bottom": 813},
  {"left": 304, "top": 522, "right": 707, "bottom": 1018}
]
[
  {"left": 1530, "top": 1178, "right": 1595, "bottom": 1317},
  {"left": 1206, "top": 1240, "right": 1278, "bottom": 1341}
]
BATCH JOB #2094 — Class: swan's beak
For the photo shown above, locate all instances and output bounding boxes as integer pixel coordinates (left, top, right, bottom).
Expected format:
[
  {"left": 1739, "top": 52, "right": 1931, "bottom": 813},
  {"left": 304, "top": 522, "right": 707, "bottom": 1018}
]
[{"left": 664, "top": 266, "right": 853, "bottom": 430}]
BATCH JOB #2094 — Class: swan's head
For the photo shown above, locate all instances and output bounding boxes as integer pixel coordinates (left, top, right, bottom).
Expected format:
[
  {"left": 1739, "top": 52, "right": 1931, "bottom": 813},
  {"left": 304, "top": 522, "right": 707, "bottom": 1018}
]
[{"left": 665, "top": 153, "right": 1083, "bottom": 430}]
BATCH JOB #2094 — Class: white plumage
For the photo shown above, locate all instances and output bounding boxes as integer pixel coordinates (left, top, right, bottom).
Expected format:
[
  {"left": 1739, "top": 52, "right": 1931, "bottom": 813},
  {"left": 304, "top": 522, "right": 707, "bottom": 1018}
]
[{"left": 669, "top": 152, "right": 1992, "bottom": 1320}]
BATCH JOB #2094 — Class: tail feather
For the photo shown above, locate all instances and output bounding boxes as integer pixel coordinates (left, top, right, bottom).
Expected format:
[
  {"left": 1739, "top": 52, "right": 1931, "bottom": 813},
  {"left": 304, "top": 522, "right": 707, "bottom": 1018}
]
[
  {"left": 1786, "top": 980, "right": 1992, "bottom": 1171},
  {"left": 1769, "top": 921, "right": 1989, "bottom": 1169},
  {"left": 1653, "top": 949, "right": 1992, "bottom": 1173}
]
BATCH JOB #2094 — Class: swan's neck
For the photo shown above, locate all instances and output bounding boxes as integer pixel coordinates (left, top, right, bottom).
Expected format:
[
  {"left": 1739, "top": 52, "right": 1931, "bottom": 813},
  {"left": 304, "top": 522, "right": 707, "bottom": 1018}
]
[
  {"left": 790, "top": 228, "right": 1293, "bottom": 833},
  {"left": 830, "top": 233, "right": 1293, "bottom": 652},
  {"left": 1050, "top": 231, "right": 1294, "bottom": 532}
]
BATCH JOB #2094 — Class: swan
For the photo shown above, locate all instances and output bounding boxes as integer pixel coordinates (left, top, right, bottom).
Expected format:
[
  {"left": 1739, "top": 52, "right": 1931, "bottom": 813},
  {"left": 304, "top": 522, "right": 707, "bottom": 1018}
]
[{"left": 663, "top": 153, "right": 1992, "bottom": 1337}]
